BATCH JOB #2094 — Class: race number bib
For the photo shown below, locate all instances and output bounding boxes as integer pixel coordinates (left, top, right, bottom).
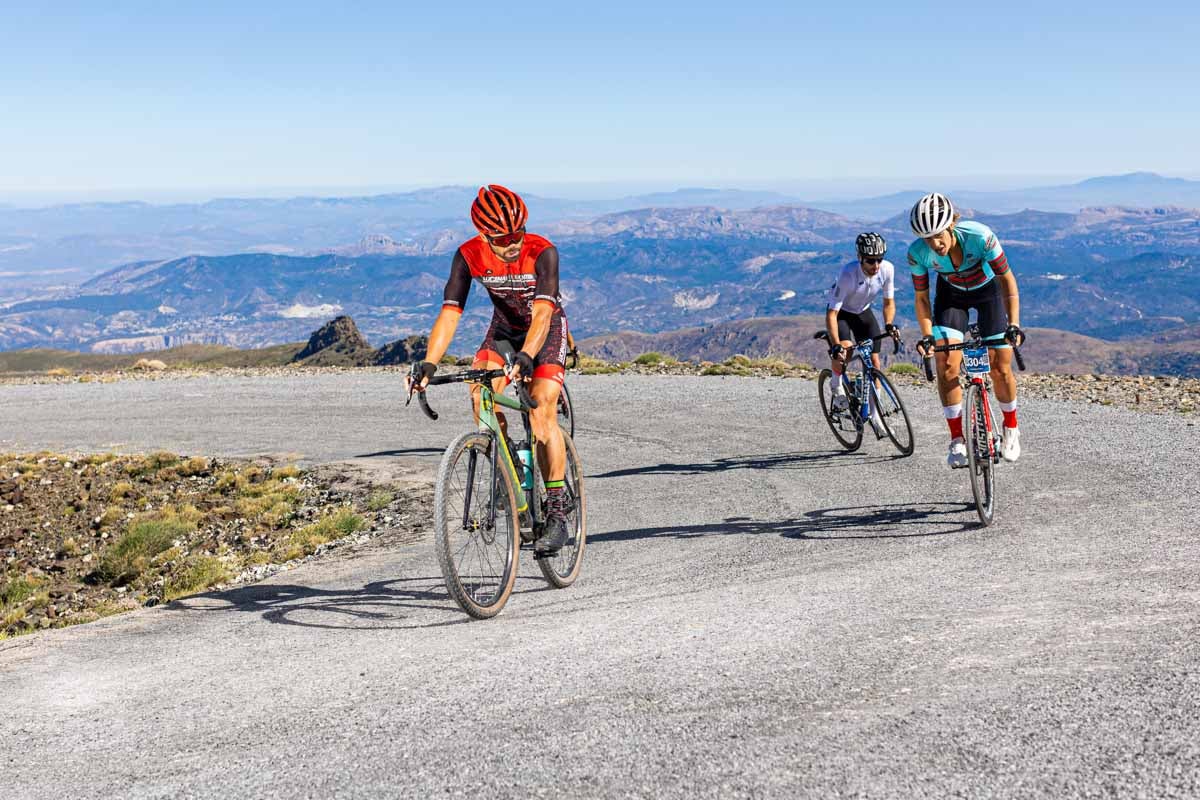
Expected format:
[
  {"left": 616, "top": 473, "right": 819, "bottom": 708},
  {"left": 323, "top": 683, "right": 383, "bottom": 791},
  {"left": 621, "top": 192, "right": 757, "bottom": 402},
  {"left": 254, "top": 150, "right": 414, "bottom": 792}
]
[{"left": 962, "top": 347, "right": 991, "bottom": 375}]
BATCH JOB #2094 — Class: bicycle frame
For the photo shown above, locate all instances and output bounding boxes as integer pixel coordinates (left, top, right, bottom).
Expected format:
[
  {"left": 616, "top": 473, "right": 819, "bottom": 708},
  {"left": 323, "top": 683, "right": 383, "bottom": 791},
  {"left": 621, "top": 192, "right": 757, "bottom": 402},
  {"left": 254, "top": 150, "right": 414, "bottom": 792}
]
[{"left": 475, "top": 383, "right": 535, "bottom": 515}]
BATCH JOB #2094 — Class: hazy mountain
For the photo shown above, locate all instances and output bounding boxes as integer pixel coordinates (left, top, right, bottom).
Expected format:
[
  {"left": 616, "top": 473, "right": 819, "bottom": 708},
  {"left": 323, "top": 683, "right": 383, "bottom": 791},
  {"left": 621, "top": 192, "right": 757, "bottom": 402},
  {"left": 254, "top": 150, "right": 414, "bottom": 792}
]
[
  {"left": 817, "top": 172, "right": 1200, "bottom": 219},
  {"left": 1, "top": 204, "right": 1197, "bottom": 361}
]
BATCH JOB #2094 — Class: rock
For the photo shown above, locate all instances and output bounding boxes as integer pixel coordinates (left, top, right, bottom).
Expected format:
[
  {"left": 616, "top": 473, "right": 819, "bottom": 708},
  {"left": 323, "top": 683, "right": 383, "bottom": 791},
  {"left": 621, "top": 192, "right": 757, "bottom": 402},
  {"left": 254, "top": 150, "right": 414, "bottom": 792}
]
[
  {"left": 133, "top": 359, "right": 168, "bottom": 371},
  {"left": 375, "top": 334, "right": 430, "bottom": 365},
  {"left": 292, "top": 316, "right": 377, "bottom": 366}
]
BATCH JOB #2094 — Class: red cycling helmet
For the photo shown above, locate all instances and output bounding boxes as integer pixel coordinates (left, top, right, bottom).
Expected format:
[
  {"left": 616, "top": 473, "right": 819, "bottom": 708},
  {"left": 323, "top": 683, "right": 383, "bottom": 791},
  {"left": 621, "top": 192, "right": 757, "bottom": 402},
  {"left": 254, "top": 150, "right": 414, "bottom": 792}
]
[{"left": 470, "top": 184, "right": 528, "bottom": 237}]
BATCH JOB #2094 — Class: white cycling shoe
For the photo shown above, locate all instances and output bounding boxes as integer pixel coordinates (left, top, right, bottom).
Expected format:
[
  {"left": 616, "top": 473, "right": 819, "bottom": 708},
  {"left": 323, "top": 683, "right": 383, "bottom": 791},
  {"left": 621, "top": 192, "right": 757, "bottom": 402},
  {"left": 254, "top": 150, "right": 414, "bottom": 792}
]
[
  {"left": 831, "top": 392, "right": 849, "bottom": 412},
  {"left": 947, "top": 438, "right": 968, "bottom": 469},
  {"left": 1001, "top": 426, "right": 1021, "bottom": 462}
]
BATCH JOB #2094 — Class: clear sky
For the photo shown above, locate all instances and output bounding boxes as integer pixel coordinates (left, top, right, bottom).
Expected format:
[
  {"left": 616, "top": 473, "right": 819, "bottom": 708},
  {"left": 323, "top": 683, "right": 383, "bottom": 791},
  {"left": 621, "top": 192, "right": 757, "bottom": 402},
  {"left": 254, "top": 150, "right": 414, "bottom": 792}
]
[{"left": 2, "top": 0, "right": 1197, "bottom": 201}]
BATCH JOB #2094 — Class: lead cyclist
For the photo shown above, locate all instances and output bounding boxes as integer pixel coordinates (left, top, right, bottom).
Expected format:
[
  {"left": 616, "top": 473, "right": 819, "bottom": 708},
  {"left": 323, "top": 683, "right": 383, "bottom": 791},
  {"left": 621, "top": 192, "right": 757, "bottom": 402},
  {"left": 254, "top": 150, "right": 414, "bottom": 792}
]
[{"left": 908, "top": 193, "right": 1025, "bottom": 468}]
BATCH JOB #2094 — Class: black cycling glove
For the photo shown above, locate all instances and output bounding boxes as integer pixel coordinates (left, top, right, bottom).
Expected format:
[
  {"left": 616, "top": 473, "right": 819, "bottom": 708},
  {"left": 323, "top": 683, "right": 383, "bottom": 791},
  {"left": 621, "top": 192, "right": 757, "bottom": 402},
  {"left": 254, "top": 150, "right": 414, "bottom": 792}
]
[
  {"left": 885, "top": 323, "right": 900, "bottom": 336},
  {"left": 916, "top": 335, "right": 936, "bottom": 357},
  {"left": 409, "top": 360, "right": 436, "bottom": 387},
  {"left": 827, "top": 343, "right": 844, "bottom": 359},
  {"left": 510, "top": 351, "right": 535, "bottom": 380},
  {"left": 1005, "top": 324, "right": 1025, "bottom": 347}
]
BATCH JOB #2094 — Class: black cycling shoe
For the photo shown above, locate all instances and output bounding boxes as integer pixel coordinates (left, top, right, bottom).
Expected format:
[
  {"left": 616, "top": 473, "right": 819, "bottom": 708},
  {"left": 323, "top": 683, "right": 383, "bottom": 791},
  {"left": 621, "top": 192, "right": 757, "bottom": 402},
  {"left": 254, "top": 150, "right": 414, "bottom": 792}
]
[
  {"left": 534, "top": 514, "right": 570, "bottom": 556},
  {"left": 535, "top": 490, "right": 573, "bottom": 556}
]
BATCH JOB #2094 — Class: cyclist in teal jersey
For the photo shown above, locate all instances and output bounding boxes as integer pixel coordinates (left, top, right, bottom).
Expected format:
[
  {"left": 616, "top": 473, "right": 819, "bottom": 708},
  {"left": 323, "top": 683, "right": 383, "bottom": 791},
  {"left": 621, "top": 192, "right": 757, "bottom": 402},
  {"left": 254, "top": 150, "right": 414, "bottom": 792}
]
[{"left": 908, "top": 193, "right": 1025, "bottom": 468}]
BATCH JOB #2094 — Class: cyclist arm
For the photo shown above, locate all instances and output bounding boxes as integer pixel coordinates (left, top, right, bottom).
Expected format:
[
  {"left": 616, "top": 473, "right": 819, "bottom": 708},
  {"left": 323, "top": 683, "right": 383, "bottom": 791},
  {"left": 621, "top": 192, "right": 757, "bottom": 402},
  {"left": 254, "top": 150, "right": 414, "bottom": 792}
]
[
  {"left": 882, "top": 262, "right": 896, "bottom": 327},
  {"left": 914, "top": 290, "right": 934, "bottom": 338},
  {"left": 519, "top": 246, "right": 560, "bottom": 360},
  {"left": 825, "top": 270, "right": 849, "bottom": 343},
  {"left": 424, "top": 250, "right": 471, "bottom": 364},
  {"left": 995, "top": 268, "right": 1020, "bottom": 328}
]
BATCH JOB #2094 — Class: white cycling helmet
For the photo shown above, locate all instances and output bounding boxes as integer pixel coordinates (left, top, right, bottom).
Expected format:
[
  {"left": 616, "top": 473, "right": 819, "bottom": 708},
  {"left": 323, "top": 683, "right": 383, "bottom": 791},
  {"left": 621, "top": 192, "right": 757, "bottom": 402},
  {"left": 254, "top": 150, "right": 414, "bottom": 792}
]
[{"left": 910, "top": 192, "right": 956, "bottom": 237}]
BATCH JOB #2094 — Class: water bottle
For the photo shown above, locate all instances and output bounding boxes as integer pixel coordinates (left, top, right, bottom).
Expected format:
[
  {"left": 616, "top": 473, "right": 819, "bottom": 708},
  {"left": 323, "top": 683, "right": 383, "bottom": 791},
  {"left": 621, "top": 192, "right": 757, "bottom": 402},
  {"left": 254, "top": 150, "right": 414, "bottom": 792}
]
[
  {"left": 516, "top": 442, "right": 534, "bottom": 491},
  {"left": 853, "top": 374, "right": 864, "bottom": 399}
]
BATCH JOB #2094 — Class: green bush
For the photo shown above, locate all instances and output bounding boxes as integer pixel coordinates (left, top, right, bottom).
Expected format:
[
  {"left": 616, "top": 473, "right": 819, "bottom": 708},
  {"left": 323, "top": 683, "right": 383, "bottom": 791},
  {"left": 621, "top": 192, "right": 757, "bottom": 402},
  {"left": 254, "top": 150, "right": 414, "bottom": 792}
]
[
  {"left": 367, "top": 490, "right": 395, "bottom": 511},
  {"left": 165, "top": 556, "right": 230, "bottom": 601},
  {"left": 634, "top": 352, "right": 665, "bottom": 365},
  {"left": 98, "top": 516, "right": 194, "bottom": 584},
  {"left": 888, "top": 363, "right": 920, "bottom": 375}
]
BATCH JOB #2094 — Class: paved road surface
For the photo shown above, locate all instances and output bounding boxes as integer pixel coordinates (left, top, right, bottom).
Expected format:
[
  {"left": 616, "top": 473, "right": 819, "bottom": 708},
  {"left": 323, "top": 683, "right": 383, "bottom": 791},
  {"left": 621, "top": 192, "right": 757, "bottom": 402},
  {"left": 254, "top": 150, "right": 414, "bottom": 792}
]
[{"left": 1, "top": 374, "right": 1197, "bottom": 798}]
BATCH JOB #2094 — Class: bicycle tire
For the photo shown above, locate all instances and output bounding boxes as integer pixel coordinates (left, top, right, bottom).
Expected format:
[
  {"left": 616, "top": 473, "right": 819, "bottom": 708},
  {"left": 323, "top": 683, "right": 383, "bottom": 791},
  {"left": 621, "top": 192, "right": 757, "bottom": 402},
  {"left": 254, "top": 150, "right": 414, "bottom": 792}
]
[
  {"left": 536, "top": 431, "right": 587, "bottom": 588},
  {"left": 964, "top": 382, "right": 997, "bottom": 526},
  {"left": 433, "top": 431, "right": 520, "bottom": 619},
  {"left": 871, "top": 371, "right": 915, "bottom": 457},
  {"left": 557, "top": 381, "right": 575, "bottom": 439},
  {"left": 817, "top": 367, "right": 863, "bottom": 451}
]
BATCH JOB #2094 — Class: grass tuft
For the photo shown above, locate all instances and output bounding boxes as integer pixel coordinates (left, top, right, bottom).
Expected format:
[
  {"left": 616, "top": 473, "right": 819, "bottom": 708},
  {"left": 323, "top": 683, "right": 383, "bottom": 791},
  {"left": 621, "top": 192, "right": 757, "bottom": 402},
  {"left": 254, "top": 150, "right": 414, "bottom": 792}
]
[
  {"left": 366, "top": 489, "right": 395, "bottom": 511},
  {"left": 164, "top": 556, "right": 230, "bottom": 601},
  {"left": 273, "top": 508, "right": 364, "bottom": 562},
  {"left": 888, "top": 363, "right": 920, "bottom": 375},
  {"left": 98, "top": 513, "right": 196, "bottom": 584}
]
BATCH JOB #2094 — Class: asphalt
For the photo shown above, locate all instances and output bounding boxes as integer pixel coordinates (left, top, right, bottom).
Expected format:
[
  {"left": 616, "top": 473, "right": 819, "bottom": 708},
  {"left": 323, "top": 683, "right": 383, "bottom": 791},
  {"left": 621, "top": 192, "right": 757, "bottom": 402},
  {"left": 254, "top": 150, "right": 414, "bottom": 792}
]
[{"left": 1, "top": 373, "right": 1197, "bottom": 799}]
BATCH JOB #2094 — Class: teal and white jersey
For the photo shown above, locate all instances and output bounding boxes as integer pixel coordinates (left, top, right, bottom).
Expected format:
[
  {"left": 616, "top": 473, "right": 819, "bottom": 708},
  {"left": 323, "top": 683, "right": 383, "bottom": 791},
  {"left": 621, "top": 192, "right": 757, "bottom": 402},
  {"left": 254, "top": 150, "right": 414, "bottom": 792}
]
[{"left": 906, "top": 221, "right": 1011, "bottom": 293}]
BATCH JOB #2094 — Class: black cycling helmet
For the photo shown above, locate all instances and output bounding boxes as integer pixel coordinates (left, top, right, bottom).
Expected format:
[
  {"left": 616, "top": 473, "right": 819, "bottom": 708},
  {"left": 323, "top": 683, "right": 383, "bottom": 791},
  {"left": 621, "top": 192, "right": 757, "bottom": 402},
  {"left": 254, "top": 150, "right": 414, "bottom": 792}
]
[{"left": 855, "top": 232, "right": 887, "bottom": 258}]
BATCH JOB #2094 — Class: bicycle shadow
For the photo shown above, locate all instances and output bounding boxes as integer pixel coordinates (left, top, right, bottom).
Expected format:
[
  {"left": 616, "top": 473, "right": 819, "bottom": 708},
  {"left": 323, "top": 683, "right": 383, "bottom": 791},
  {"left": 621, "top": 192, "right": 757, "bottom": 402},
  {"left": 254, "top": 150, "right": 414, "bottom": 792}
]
[
  {"left": 589, "top": 502, "right": 979, "bottom": 544},
  {"left": 589, "top": 449, "right": 899, "bottom": 479},
  {"left": 354, "top": 447, "right": 445, "bottom": 458},
  {"left": 169, "top": 574, "right": 547, "bottom": 631}
]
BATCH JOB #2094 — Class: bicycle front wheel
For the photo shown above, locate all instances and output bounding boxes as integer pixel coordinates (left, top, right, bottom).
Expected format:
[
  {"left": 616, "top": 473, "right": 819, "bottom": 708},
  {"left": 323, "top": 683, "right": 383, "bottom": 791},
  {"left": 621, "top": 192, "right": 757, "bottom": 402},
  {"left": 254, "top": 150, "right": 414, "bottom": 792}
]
[
  {"left": 964, "top": 382, "right": 998, "bottom": 526},
  {"left": 433, "top": 431, "right": 520, "bottom": 619},
  {"left": 536, "top": 431, "right": 587, "bottom": 588},
  {"left": 817, "top": 368, "right": 863, "bottom": 451},
  {"left": 871, "top": 371, "right": 915, "bottom": 457}
]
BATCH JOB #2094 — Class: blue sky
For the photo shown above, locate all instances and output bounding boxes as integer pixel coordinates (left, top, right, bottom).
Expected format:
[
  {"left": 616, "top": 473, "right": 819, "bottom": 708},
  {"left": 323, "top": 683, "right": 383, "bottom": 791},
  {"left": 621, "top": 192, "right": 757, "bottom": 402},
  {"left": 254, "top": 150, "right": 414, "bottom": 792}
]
[{"left": 2, "top": 1, "right": 1197, "bottom": 201}]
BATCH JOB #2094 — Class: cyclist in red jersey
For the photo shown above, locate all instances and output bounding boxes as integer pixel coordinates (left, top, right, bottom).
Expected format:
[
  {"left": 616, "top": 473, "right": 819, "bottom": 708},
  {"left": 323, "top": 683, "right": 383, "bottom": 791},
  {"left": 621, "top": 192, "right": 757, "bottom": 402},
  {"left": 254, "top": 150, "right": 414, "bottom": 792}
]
[{"left": 406, "top": 185, "right": 573, "bottom": 554}]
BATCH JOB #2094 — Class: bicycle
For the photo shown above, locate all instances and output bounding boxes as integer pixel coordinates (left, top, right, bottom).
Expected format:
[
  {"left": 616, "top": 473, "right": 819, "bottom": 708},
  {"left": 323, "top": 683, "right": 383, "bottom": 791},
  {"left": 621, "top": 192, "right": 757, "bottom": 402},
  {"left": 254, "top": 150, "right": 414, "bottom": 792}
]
[
  {"left": 814, "top": 331, "right": 915, "bottom": 456},
  {"left": 920, "top": 324, "right": 1027, "bottom": 526},
  {"left": 411, "top": 361, "right": 587, "bottom": 619}
]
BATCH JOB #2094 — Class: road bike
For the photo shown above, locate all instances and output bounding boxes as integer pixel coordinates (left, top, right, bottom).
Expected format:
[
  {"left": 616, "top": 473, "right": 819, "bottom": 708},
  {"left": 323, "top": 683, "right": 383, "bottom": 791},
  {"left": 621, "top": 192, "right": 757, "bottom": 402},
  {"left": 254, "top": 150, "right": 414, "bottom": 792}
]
[
  {"left": 412, "top": 363, "right": 586, "bottom": 619},
  {"left": 814, "top": 331, "right": 914, "bottom": 456},
  {"left": 557, "top": 346, "right": 578, "bottom": 439},
  {"left": 921, "top": 324, "right": 1027, "bottom": 526}
]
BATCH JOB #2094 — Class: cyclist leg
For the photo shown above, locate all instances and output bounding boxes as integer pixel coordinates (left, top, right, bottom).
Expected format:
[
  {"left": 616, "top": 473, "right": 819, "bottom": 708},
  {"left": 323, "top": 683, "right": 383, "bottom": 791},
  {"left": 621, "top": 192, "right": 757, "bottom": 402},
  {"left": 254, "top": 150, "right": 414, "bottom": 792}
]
[
  {"left": 933, "top": 279, "right": 969, "bottom": 466},
  {"left": 975, "top": 282, "right": 1021, "bottom": 458},
  {"left": 528, "top": 314, "right": 569, "bottom": 483},
  {"left": 471, "top": 318, "right": 512, "bottom": 436}
]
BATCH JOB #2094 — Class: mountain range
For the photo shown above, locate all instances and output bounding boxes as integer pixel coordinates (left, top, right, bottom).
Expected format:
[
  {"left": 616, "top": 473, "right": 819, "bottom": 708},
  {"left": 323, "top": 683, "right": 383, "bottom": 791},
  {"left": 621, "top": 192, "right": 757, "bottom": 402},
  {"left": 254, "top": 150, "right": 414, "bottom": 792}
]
[
  {"left": 1, "top": 202, "right": 1197, "bottom": 369},
  {"left": 4, "top": 173, "right": 1200, "bottom": 292}
]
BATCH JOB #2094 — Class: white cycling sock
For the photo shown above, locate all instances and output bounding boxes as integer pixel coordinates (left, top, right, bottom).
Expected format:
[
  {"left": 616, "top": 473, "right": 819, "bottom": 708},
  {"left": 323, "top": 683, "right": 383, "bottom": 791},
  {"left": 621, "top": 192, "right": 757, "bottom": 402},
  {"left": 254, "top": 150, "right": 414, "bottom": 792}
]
[
  {"left": 943, "top": 404, "right": 963, "bottom": 419},
  {"left": 999, "top": 399, "right": 1018, "bottom": 413},
  {"left": 831, "top": 370, "right": 845, "bottom": 395}
]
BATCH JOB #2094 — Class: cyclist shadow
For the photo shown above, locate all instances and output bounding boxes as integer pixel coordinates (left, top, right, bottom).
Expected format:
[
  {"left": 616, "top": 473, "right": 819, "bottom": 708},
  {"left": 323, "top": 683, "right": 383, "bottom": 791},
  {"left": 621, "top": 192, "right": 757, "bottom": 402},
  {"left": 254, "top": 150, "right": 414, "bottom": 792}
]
[
  {"left": 170, "top": 575, "right": 493, "bottom": 631},
  {"left": 589, "top": 450, "right": 899, "bottom": 479},
  {"left": 589, "top": 502, "right": 979, "bottom": 544}
]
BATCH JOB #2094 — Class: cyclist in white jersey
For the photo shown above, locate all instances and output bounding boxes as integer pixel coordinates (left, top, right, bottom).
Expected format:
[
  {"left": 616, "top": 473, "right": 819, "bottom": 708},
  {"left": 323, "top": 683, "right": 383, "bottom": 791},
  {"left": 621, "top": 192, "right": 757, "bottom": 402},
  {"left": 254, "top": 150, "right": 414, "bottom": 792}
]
[{"left": 825, "top": 232, "right": 899, "bottom": 411}]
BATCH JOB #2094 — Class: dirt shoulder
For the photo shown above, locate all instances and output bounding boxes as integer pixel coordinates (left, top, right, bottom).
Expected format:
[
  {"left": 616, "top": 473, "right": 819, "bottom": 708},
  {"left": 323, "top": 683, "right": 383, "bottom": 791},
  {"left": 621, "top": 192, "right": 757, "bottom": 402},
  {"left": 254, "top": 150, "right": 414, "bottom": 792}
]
[
  {"left": 0, "top": 451, "right": 430, "bottom": 639},
  {"left": 1, "top": 355, "right": 1197, "bottom": 416}
]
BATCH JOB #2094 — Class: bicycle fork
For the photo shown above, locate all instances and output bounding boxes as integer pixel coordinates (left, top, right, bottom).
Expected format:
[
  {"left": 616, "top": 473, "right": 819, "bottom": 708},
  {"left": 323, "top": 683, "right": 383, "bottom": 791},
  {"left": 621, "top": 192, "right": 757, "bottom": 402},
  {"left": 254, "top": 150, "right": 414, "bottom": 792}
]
[{"left": 460, "top": 436, "right": 500, "bottom": 532}]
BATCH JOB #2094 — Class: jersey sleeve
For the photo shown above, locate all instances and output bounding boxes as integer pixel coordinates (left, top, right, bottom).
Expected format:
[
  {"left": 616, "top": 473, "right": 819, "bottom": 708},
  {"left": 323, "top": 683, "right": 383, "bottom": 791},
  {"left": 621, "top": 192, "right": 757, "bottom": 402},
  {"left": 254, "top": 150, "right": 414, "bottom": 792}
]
[
  {"left": 907, "top": 243, "right": 930, "bottom": 292},
  {"left": 825, "top": 270, "right": 849, "bottom": 311},
  {"left": 441, "top": 250, "right": 471, "bottom": 314},
  {"left": 980, "top": 226, "right": 1010, "bottom": 276},
  {"left": 883, "top": 261, "right": 895, "bottom": 300},
  {"left": 533, "top": 246, "right": 560, "bottom": 309}
]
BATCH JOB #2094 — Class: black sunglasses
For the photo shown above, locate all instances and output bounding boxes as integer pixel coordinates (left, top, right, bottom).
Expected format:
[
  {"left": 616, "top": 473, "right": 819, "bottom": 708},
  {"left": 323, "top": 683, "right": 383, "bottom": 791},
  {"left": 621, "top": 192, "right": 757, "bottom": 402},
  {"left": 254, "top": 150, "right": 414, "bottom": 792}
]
[{"left": 862, "top": 257, "right": 884, "bottom": 265}]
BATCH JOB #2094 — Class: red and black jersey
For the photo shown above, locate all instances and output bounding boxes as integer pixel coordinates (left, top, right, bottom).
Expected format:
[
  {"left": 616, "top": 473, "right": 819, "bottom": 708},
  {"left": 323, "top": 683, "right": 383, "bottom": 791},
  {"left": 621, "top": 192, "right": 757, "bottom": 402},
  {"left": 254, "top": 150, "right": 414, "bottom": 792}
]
[{"left": 441, "top": 233, "right": 561, "bottom": 332}]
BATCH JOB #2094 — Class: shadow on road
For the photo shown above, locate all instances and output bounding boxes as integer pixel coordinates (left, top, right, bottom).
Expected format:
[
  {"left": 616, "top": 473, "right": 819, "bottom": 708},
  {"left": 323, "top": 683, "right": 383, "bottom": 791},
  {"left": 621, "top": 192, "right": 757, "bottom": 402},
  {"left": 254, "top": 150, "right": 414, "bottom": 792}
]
[
  {"left": 588, "top": 449, "right": 900, "bottom": 479},
  {"left": 172, "top": 576, "right": 469, "bottom": 631},
  {"left": 172, "top": 574, "right": 555, "bottom": 630},
  {"left": 589, "top": 502, "right": 978, "bottom": 544},
  {"left": 355, "top": 447, "right": 444, "bottom": 458}
]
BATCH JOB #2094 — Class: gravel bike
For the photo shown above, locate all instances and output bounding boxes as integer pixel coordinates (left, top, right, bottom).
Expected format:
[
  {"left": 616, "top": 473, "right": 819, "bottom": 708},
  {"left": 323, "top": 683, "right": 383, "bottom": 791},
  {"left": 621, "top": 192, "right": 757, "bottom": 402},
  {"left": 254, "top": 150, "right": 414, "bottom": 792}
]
[
  {"left": 814, "top": 331, "right": 915, "bottom": 456},
  {"left": 921, "top": 324, "right": 1026, "bottom": 526},
  {"left": 557, "top": 346, "right": 578, "bottom": 439},
  {"left": 412, "top": 363, "right": 586, "bottom": 619}
]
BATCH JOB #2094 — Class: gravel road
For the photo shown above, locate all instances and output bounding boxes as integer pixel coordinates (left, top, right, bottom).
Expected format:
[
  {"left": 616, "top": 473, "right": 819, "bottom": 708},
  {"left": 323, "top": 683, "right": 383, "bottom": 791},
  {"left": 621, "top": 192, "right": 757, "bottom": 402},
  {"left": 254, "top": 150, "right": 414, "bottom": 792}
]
[{"left": 1, "top": 373, "right": 1197, "bottom": 798}]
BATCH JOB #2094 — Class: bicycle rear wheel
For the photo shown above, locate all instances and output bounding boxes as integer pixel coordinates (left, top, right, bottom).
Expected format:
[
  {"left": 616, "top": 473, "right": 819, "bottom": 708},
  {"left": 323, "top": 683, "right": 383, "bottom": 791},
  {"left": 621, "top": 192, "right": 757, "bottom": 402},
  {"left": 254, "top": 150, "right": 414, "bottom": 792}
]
[
  {"left": 871, "top": 371, "right": 915, "bottom": 457},
  {"left": 964, "top": 382, "right": 998, "bottom": 526},
  {"left": 433, "top": 431, "right": 520, "bottom": 619},
  {"left": 817, "top": 366, "right": 863, "bottom": 451},
  {"left": 557, "top": 381, "right": 575, "bottom": 439},
  {"left": 536, "top": 432, "right": 587, "bottom": 588}
]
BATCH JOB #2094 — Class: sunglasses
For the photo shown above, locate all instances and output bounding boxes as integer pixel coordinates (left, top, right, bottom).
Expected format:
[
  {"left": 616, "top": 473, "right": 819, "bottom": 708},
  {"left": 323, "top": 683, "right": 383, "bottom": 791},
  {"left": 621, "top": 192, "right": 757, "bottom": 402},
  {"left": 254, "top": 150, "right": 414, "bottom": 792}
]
[
  {"left": 862, "top": 257, "right": 883, "bottom": 265},
  {"left": 486, "top": 228, "right": 526, "bottom": 248}
]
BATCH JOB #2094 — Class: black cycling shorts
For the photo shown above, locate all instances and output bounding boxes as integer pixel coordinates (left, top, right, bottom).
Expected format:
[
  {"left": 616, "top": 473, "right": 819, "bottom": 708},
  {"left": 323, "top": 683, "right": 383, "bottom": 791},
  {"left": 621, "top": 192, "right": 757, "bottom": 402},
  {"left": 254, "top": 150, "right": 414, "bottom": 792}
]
[
  {"left": 933, "top": 276, "right": 1009, "bottom": 347},
  {"left": 835, "top": 309, "right": 883, "bottom": 354},
  {"left": 474, "top": 311, "right": 569, "bottom": 385}
]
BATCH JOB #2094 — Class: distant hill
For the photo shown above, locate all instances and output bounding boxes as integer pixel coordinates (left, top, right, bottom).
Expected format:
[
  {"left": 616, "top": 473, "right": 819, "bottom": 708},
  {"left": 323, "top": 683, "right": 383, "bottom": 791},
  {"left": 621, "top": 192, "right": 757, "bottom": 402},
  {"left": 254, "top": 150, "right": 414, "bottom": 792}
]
[
  {"left": 817, "top": 172, "right": 1200, "bottom": 219},
  {"left": 579, "top": 316, "right": 1200, "bottom": 378},
  {"left": 1, "top": 203, "right": 1197, "bottom": 355}
]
